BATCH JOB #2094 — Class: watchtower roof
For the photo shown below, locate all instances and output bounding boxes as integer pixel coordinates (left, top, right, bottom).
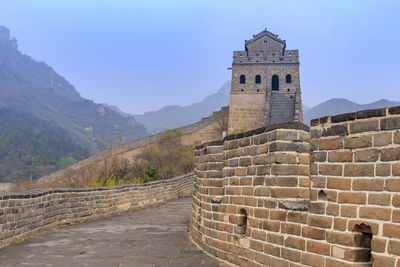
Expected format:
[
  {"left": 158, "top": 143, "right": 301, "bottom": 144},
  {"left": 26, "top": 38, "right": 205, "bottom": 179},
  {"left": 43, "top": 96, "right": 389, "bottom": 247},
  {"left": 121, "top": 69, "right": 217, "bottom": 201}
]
[{"left": 245, "top": 28, "right": 286, "bottom": 45}]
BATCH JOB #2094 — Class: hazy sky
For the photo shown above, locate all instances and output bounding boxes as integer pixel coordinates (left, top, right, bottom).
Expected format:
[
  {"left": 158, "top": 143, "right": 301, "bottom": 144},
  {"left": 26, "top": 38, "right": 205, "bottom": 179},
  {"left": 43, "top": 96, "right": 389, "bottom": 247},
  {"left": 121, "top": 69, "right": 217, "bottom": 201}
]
[{"left": 1, "top": 0, "right": 400, "bottom": 113}]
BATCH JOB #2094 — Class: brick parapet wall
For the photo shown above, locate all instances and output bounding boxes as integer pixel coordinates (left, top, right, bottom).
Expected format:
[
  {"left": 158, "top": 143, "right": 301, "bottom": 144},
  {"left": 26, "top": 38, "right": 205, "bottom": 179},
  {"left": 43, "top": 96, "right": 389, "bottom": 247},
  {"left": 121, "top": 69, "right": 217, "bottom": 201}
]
[
  {"left": 190, "top": 106, "right": 400, "bottom": 266},
  {"left": 0, "top": 173, "right": 194, "bottom": 248}
]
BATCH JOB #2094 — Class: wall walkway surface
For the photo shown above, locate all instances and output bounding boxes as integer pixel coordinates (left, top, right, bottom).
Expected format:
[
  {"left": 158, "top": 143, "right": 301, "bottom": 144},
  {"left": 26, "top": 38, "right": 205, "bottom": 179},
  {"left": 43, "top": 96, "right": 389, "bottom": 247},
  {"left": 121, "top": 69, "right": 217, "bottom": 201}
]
[
  {"left": 0, "top": 173, "right": 194, "bottom": 249},
  {"left": 190, "top": 106, "right": 400, "bottom": 266}
]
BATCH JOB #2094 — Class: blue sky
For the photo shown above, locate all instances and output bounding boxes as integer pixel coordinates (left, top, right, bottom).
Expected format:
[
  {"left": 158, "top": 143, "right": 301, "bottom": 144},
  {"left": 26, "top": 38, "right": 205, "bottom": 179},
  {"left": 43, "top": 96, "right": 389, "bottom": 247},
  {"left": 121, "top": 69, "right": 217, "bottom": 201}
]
[{"left": 1, "top": 0, "right": 400, "bottom": 113}]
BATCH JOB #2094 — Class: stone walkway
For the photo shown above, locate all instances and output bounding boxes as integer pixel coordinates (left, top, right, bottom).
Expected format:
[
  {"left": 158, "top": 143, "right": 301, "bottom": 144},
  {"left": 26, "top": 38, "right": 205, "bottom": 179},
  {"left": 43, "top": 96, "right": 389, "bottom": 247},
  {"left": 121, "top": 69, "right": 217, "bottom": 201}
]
[{"left": 0, "top": 198, "right": 225, "bottom": 267}]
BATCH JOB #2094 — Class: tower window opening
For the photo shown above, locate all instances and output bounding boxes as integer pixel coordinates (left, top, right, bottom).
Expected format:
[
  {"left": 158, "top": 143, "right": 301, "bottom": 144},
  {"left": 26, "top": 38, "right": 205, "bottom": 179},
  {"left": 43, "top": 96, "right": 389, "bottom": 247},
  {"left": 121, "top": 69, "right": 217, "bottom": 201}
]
[
  {"left": 240, "top": 75, "right": 246, "bottom": 84},
  {"left": 271, "top": 75, "right": 279, "bottom": 91},
  {"left": 255, "top": 75, "right": 261, "bottom": 84},
  {"left": 286, "top": 74, "right": 292, "bottom": 83}
]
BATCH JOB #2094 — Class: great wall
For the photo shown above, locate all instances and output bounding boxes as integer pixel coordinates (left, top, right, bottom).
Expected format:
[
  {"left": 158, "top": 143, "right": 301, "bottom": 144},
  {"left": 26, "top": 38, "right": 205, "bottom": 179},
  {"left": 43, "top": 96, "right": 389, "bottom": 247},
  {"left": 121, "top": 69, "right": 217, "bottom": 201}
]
[{"left": 1, "top": 30, "right": 399, "bottom": 266}]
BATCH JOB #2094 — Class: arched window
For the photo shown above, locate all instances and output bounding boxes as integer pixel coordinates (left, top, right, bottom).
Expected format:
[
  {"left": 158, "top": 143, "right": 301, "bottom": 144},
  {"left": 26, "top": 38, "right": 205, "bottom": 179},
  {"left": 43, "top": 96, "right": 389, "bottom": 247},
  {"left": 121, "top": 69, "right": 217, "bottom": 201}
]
[
  {"left": 272, "top": 75, "right": 279, "bottom": 91},
  {"left": 240, "top": 75, "right": 246, "bottom": 84},
  {"left": 255, "top": 75, "right": 261, "bottom": 84},
  {"left": 286, "top": 74, "right": 292, "bottom": 83}
]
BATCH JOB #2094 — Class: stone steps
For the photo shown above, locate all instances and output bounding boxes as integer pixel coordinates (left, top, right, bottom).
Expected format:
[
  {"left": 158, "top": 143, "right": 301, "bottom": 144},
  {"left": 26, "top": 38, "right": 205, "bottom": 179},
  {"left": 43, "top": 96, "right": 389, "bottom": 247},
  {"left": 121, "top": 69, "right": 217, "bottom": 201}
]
[{"left": 268, "top": 93, "right": 295, "bottom": 125}]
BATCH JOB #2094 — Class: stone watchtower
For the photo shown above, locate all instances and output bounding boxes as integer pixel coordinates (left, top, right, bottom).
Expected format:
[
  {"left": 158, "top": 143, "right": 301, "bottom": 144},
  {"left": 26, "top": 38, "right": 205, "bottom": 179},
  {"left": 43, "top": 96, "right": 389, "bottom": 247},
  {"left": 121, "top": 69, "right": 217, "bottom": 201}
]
[{"left": 227, "top": 29, "right": 303, "bottom": 133}]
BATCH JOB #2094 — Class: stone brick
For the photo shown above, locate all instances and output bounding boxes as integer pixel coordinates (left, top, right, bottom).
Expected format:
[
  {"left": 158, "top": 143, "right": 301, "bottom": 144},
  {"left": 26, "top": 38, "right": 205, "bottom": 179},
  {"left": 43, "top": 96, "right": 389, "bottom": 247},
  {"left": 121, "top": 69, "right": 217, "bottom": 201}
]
[
  {"left": 281, "top": 223, "right": 301, "bottom": 236},
  {"left": 271, "top": 165, "right": 309, "bottom": 176},
  {"left": 270, "top": 210, "right": 287, "bottom": 221},
  {"left": 327, "top": 177, "right": 351, "bottom": 190},
  {"left": 359, "top": 206, "right": 391, "bottom": 221},
  {"left": 326, "top": 204, "right": 339, "bottom": 216},
  {"left": 385, "top": 179, "right": 400, "bottom": 192},
  {"left": 328, "top": 151, "right": 353, "bottom": 162},
  {"left": 267, "top": 232, "right": 283, "bottom": 245},
  {"left": 381, "top": 147, "right": 400, "bottom": 161},
  {"left": 393, "top": 195, "right": 400, "bottom": 207},
  {"left": 383, "top": 224, "right": 400, "bottom": 239},
  {"left": 281, "top": 247, "right": 300, "bottom": 262},
  {"left": 301, "top": 252, "right": 325, "bottom": 267},
  {"left": 354, "top": 149, "right": 379, "bottom": 162},
  {"left": 338, "top": 192, "right": 366, "bottom": 204},
  {"left": 253, "top": 209, "right": 269, "bottom": 219},
  {"left": 302, "top": 226, "right": 326, "bottom": 240},
  {"left": 393, "top": 163, "right": 400, "bottom": 176},
  {"left": 285, "top": 236, "right": 305, "bottom": 251},
  {"left": 326, "top": 231, "right": 353, "bottom": 246},
  {"left": 368, "top": 193, "right": 391, "bottom": 206},
  {"left": 254, "top": 187, "right": 271, "bottom": 197},
  {"left": 350, "top": 119, "right": 379, "bottom": 133},
  {"left": 319, "top": 164, "right": 343, "bottom": 176},
  {"left": 250, "top": 240, "right": 263, "bottom": 252},
  {"left": 306, "top": 240, "right": 330, "bottom": 255},
  {"left": 371, "top": 238, "right": 387, "bottom": 253},
  {"left": 393, "top": 209, "right": 400, "bottom": 223},
  {"left": 309, "top": 202, "right": 325, "bottom": 214},
  {"left": 251, "top": 230, "right": 266, "bottom": 241},
  {"left": 312, "top": 152, "right": 326, "bottom": 162},
  {"left": 322, "top": 125, "right": 348, "bottom": 137},
  {"left": 388, "top": 240, "right": 400, "bottom": 256},
  {"left": 395, "top": 131, "right": 400, "bottom": 144},
  {"left": 344, "top": 164, "right": 374, "bottom": 177},
  {"left": 234, "top": 168, "right": 247, "bottom": 176},
  {"left": 340, "top": 206, "right": 357, "bottom": 218},
  {"left": 309, "top": 215, "right": 332, "bottom": 229},
  {"left": 344, "top": 135, "right": 372, "bottom": 149},
  {"left": 352, "top": 179, "right": 384, "bottom": 191},
  {"left": 297, "top": 154, "right": 310, "bottom": 165},
  {"left": 318, "top": 138, "right": 343, "bottom": 150},
  {"left": 372, "top": 255, "right": 396, "bottom": 266},
  {"left": 333, "top": 218, "right": 347, "bottom": 231},
  {"left": 276, "top": 177, "right": 298, "bottom": 187},
  {"left": 374, "top": 132, "right": 393, "bottom": 146},
  {"left": 381, "top": 117, "right": 400, "bottom": 130},
  {"left": 287, "top": 211, "right": 308, "bottom": 224},
  {"left": 376, "top": 163, "right": 391, "bottom": 176}
]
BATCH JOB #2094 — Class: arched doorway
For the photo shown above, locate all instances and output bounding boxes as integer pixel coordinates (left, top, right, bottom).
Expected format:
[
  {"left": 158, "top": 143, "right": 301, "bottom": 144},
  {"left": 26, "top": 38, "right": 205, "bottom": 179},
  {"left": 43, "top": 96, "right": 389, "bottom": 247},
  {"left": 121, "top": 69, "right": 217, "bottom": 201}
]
[{"left": 272, "top": 75, "right": 279, "bottom": 90}]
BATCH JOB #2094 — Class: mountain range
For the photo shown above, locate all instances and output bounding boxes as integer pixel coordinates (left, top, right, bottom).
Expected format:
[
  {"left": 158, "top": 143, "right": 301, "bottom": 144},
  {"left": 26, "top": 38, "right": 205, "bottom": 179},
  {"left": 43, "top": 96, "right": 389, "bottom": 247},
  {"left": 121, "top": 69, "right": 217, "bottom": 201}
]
[
  {"left": 131, "top": 81, "right": 399, "bottom": 131},
  {"left": 132, "top": 81, "right": 231, "bottom": 134},
  {"left": 0, "top": 27, "right": 148, "bottom": 149},
  {"left": 0, "top": 26, "right": 148, "bottom": 181}
]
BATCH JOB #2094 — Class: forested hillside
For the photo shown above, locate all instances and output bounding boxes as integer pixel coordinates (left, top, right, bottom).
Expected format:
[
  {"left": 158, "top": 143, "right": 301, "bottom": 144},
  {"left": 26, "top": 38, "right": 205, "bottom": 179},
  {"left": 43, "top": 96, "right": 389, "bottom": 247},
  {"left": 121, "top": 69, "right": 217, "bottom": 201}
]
[
  {"left": 0, "top": 26, "right": 148, "bottom": 151},
  {"left": 0, "top": 109, "right": 90, "bottom": 182}
]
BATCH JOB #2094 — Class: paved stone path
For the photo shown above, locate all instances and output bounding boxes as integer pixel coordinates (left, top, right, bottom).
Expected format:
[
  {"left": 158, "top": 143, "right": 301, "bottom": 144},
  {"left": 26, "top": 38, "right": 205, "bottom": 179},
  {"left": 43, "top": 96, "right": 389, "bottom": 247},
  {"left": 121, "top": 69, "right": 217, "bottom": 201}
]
[{"left": 0, "top": 198, "right": 225, "bottom": 267}]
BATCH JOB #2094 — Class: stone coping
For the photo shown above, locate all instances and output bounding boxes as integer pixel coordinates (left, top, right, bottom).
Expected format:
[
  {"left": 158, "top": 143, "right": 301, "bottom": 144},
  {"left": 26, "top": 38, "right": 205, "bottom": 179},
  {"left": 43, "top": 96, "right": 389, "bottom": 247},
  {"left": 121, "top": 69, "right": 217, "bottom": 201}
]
[
  {"left": 196, "top": 122, "right": 310, "bottom": 150},
  {"left": 311, "top": 105, "right": 400, "bottom": 127},
  {"left": 0, "top": 173, "right": 194, "bottom": 200}
]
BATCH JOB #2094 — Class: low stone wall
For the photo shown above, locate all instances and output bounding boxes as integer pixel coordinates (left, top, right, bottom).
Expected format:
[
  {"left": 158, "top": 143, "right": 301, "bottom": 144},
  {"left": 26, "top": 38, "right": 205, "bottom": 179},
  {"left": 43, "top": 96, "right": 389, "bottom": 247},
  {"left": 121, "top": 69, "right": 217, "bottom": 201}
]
[
  {"left": 0, "top": 173, "right": 194, "bottom": 248},
  {"left": 190, "top": 106, "right": 400, "bottom": 266}
]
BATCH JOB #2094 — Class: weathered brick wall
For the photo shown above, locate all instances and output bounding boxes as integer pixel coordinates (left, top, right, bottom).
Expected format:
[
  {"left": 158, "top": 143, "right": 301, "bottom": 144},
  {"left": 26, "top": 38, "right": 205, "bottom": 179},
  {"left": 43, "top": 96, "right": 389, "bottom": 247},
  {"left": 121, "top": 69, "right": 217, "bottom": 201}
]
[
  {"left": 191, "top": 122, "right": 312, "bottom": 266},
  {"left": 0, "top": 173, "right": 194, "bottom": 248},
  {"left": 190, "top": 106, "right": 400, "bottom": 266},
  {"left": 310, "top": 107, "right": 400, "bottom": 266}
]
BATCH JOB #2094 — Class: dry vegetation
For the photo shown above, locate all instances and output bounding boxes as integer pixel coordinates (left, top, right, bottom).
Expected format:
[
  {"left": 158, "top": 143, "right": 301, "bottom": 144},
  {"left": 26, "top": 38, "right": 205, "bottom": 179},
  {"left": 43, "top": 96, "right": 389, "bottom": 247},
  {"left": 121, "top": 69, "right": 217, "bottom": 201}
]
[{"left": 12, "top": 129, "right": 195, "bottom": 191}]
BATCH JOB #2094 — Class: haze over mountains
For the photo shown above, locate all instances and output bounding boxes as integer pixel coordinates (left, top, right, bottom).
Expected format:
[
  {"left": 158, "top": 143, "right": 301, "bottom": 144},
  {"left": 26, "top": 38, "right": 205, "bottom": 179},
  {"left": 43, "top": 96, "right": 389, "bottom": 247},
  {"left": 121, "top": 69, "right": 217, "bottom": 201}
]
[
  {"left": 0, "top": 26, "right": 147, "bottom": 181},
  {"left": 131, "top": 80, "right": 399, "bottom": 132},
  {"left": 133, "top": 81, "right": 231, "bottom": 134}
]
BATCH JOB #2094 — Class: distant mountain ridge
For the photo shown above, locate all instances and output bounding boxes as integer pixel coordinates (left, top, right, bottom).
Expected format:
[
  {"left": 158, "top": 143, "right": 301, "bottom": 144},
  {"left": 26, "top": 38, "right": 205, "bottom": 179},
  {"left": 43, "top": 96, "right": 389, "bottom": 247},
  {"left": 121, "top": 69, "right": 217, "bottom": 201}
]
[
  {"left": 303, "top": 98, "right": 400, "bottom": 125},
  {"left": 133, "top": 81, "right": 230, "bottom": 134},
  {"left": 131, "top": 80, "right": 399, "bottom": 131}
]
